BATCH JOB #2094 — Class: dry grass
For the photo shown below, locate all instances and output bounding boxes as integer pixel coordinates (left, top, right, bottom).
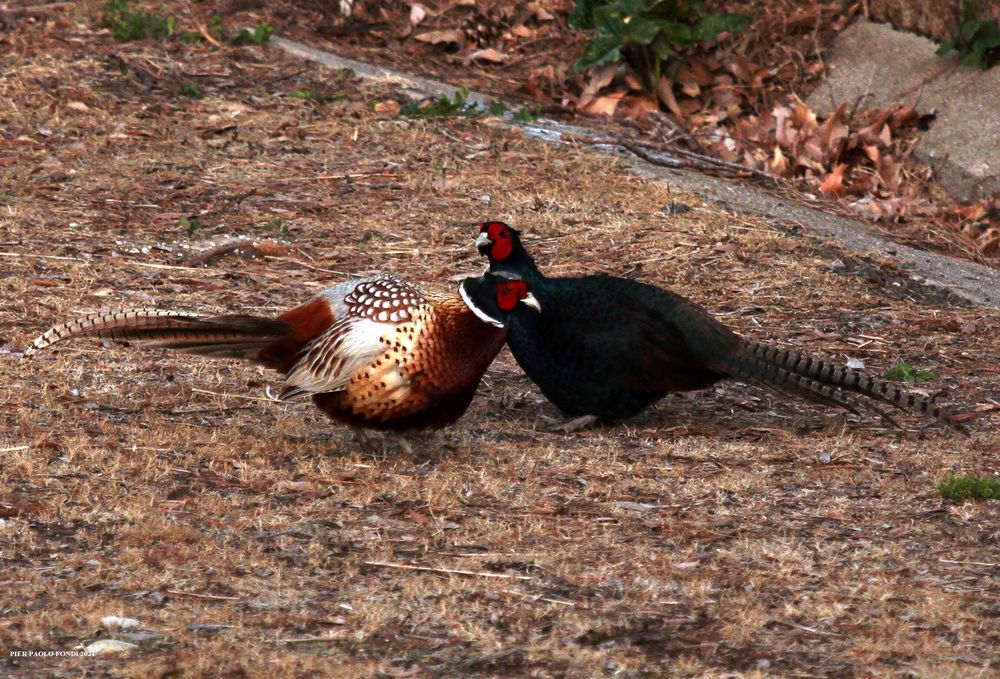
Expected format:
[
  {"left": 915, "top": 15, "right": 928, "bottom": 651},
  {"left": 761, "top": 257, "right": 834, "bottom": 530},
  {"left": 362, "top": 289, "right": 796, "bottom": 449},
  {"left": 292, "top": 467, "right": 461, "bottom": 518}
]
[{"left": 2, "top": 5, "right": 999, "bottom": 677}]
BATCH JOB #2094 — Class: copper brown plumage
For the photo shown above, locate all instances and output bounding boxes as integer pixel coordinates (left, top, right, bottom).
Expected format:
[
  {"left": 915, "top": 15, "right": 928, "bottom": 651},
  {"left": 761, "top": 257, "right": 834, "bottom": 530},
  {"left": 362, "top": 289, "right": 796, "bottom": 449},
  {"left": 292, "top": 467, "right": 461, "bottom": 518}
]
[{"left": 27, "top": 272, "right": 540, "bottom": 432}]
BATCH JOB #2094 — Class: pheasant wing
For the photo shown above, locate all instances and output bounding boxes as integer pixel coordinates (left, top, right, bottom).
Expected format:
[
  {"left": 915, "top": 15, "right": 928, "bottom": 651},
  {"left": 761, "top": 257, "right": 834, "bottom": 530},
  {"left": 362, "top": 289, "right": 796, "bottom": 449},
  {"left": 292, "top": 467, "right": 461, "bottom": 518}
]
[{"left": 280, "top": 275, "right": 427, "bottom": 399}]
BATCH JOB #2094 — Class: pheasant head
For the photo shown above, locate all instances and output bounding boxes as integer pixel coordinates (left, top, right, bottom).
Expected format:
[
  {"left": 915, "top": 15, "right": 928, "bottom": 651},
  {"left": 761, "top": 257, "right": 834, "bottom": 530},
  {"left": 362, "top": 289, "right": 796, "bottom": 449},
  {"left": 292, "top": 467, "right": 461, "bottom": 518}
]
[
  {"left": 459, "top": 271, "right": 540, "bottom": 327},
  {"left": 475, "top": 221, "right": 539, "bottom": 278}
]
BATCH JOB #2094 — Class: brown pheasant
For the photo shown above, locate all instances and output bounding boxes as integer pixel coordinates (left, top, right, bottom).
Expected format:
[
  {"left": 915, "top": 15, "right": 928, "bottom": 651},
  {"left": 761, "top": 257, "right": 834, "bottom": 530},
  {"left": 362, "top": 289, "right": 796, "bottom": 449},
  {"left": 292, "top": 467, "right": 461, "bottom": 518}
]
[{"left": 27, "top": 272, "right": 540, "bottom": 432}]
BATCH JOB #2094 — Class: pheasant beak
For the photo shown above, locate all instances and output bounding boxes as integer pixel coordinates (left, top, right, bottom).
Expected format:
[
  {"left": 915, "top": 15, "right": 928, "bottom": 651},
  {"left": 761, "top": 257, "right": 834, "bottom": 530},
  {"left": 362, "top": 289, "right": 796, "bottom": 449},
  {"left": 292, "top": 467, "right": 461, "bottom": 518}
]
[
  {"left": 475, "top": 232, "right": 492, "bottom": 254},
  {"left": 519, "top": 292, "right": 541, "bottom": 312}
]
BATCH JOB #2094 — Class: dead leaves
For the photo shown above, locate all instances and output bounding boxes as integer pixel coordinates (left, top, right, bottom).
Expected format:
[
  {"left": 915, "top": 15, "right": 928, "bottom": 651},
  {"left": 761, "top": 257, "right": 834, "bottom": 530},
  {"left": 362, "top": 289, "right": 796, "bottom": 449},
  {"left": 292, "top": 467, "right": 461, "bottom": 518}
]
[
  {"left": 573, "top": 65, "right": 663, "bottom": 121},
  {"left": 414, "top": 29, "right": 464, "bottom": 46},
  {"left": 762, "top": 99, "right": 918, "bottom": 199},
  {"left": 554, "top": 1, "right": 996, "bottom": 259},
  {"left": 955, "top": 197, "right": 1000, "bottom": 255},
  {"left": 580, "top": 90, "right": 626, "bottom": 117},
  {"left": 406, "top": 0, "right": 556, "bottom": 72},
  {"left": 373, "top": 99, "right": 402, "bottom": 116},
  {"left": 465, "top": 47, "right": 509, "bottom": 65},
  {"left": 819, "top": 164, "right": 847, "bottom": 197}
]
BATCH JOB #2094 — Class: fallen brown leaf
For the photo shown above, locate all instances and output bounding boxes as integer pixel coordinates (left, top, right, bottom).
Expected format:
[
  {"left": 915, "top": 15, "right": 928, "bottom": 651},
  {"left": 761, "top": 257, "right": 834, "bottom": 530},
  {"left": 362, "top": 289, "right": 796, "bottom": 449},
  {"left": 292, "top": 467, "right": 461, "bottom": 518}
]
[
  {"left": 819, "top": 164, "right": 848, "bottom": 197},
  {"left": 414, "top": 29, "right": 464, "bottom": 45},
  {"left": 655, "top": 76, "right": 682, "bottom": 118},
  {"left": 374, "top": 100, "right": 401, "bottom": 117},
  {"left": 581, "top": 91, "right": 626, "bottom": 117},
  {"left": 409, "top": 3, "right": 428, "bottom": 26},
  {"left": 467, "top": 48, "right": 508, "bottom": 64},
  {"left": 578, "top": 63, "right": 617, "bottom": 109}
]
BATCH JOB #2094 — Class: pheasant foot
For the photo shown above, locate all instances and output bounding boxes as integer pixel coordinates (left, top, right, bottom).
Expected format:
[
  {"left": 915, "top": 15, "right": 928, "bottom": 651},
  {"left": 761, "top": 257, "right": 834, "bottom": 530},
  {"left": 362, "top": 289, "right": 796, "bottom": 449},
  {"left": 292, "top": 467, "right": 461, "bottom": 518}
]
[
  {"left": 350, "top": 428, "right": 414, "bottom": 455},
  {"left": 542, "top": 414, "right": 600, "bottom": 433}
]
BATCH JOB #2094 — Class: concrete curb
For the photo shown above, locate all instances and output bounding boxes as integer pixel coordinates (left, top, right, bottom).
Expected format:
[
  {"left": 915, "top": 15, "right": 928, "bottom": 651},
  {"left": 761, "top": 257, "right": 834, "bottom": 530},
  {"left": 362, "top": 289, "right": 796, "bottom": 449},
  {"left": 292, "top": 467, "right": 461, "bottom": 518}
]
[{"left": 270, "top": 36, "right": 1000, "bottom": 310}]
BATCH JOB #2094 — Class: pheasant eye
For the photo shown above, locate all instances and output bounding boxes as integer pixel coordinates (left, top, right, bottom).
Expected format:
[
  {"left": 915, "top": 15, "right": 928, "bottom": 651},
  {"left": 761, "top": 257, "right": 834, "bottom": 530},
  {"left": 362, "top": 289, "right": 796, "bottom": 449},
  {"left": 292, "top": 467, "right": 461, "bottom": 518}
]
[{"left": 496, "top": 280, "right": 527, "bottom": 311}]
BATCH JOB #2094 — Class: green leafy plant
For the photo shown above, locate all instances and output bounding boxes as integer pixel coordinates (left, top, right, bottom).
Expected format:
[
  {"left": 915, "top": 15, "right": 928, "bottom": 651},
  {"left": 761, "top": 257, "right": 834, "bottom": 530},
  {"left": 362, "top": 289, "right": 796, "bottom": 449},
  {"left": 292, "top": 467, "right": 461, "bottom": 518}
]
[
  {"left": 487, "top": 100, "right": 509, "bottom": 116},
  {"left": 262, "top": 218, "right": 289, "bottom": 236},
  {"left": 398, "top": 88, "right": 514, "bottom": 119},
  {"left": 105, "top": 0, "right": 174, "bottom": 41},
  {"left": 937, "top": 0, "right": 1000, "bottom": 68},
  {"left": 180, "top": 82, "right": 203, "bottom": 98},
  {"left": 180, "top": 216, "right": 202, "bottom": 237},
  {"left": 514, "top": 104, "right": 543, "bottom": 123},
  {"left": 569, "top": 0, "right": 749, "bottom": 86},
  {"left": 939, "top": 475, "right": 1000, "bottom": 501},
  {"left": 180, "top": 14, "right": 224, "bottom": 43},
  {"left": 288, "top": 89, "right": 346, "bottom": 103},
  {"left": 231, "top": 23, "right": 274, "bottom": 46},
  {"left": 209, "top": 14, "right": 225, "bottom": 36},
  {"left": 402, "top": 87, "right": 486, "bottom": 118},
  {"left": 883, "top": 362, "right": 936, "bottom": 383}
]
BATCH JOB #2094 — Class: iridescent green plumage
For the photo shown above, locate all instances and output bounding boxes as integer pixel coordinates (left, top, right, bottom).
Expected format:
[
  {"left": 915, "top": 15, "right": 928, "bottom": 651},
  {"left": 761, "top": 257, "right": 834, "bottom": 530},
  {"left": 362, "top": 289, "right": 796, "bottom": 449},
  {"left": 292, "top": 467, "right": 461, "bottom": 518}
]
[{"left": 476, "top": 221, "right": 961, "bottom": 430}]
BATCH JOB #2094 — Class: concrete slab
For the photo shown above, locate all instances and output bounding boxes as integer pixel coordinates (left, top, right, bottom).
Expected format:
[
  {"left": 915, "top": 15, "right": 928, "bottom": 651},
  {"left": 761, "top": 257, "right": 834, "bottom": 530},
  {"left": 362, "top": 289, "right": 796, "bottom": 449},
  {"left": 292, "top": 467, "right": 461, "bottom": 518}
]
[
  {"left": 270, "top": 36, "right": 1000, "bottom": 310},
  {"left": 271, "top": 37, "right": 496, "bottom": 109},
  {"left": 806, "top": 20, "right": 1000, "bottom": 200}
]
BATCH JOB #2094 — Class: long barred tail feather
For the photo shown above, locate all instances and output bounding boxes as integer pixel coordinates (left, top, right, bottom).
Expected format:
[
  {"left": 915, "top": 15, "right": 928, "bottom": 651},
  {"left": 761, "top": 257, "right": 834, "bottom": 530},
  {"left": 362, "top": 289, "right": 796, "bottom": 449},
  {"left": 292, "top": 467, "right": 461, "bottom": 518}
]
[
  {"left": 26, "top": 308, "right": 291, "bottom": 362},
  {"left": 716, "top": 339, "right": 964, "bottom": 432},
  {"left": 719, "top": 348, "right": 896, "bottom": 426}
]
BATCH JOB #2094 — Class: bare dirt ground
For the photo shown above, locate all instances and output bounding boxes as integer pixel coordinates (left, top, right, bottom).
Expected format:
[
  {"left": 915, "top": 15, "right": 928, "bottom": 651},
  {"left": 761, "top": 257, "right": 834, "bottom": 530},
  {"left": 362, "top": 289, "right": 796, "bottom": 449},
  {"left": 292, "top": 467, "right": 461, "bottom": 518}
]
[{"left": 2, "top": 5, "right": 999, "bottom": 678}]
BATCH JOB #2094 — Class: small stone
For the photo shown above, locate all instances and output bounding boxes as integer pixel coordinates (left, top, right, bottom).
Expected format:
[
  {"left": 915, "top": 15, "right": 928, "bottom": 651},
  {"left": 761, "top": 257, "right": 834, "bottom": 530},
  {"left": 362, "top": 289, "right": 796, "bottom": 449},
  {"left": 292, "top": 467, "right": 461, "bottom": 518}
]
[
  {"left": 101, "top": 615, "right": 140, "bottom": 630},
  {"left": 846, "top": 358, "right": 865, "bottom": 370},
  {"left": 119, "top": 630, "right": 162, "bottom": 644},
  {"left": 84, "top": 639, "right": 138, "bottom": 655},
  {"left": 661, "top": 203, "right": 691, "bottom": 215}
]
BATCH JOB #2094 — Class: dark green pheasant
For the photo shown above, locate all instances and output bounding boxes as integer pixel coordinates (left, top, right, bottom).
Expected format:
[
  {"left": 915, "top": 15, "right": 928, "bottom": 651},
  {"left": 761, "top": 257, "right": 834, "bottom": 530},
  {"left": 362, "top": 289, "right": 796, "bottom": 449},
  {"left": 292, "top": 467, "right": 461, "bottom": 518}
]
[{"left": 475, "top": 221, "right": 962, "bottom": 430}]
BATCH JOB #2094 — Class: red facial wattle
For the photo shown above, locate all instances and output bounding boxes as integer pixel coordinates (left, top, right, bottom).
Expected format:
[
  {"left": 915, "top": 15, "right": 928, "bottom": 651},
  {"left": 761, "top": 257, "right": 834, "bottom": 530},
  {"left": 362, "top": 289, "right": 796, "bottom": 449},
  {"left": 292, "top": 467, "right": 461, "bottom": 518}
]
[
  {"left": 485, "top": 222, "right": 513, "bottom": 261},
  {"left": 496, "top": 280, "right": 528, "bottom": 311}
]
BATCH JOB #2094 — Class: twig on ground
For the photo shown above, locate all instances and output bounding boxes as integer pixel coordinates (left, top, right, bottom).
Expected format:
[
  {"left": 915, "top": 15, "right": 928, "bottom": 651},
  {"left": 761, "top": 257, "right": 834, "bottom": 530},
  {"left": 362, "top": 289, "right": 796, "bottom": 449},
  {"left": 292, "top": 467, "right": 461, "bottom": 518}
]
[
  {"left": 501, "top": 589, "right": 575, "bottom": 606},
  {"left": 191, "top": 387, "right": 285, "bottom": 404},
  {"left": 0, "top": 251, "right": 80, "bottom": 262},
  {"left": 556, "top": 132, "right": 777, "bottom": 181},
  {"left": 261, "top": 256, "right": 351, "bottom": 276},
  {"left": 939, "top": 559, "right": 999, "bottom": 568},
  {"left": 184, "top": 0, "right": 224, "bottom": 48},
  {"left": 268, "top": 172, "right": 379, "bottom": 184},
  {"left": 281, "top": 636, "right": 341, "bottom": 643},
  {"left": 131, "top": 261, "right": 210, "bottom": 272},
  {"left": 166, "top": 589, "right": 240, "bottom": 601},
  {"left": 0, "top": 1, "right": 69, "bottom": 20},
  {"left": 773, "top": 619, "right": 841, "bottom": 637},
  {"left": 363, "top": 560, "right": 532, "bottom": 580},
  {"left": 182, "top": 236, "right": 257, "bottom": 267}
]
